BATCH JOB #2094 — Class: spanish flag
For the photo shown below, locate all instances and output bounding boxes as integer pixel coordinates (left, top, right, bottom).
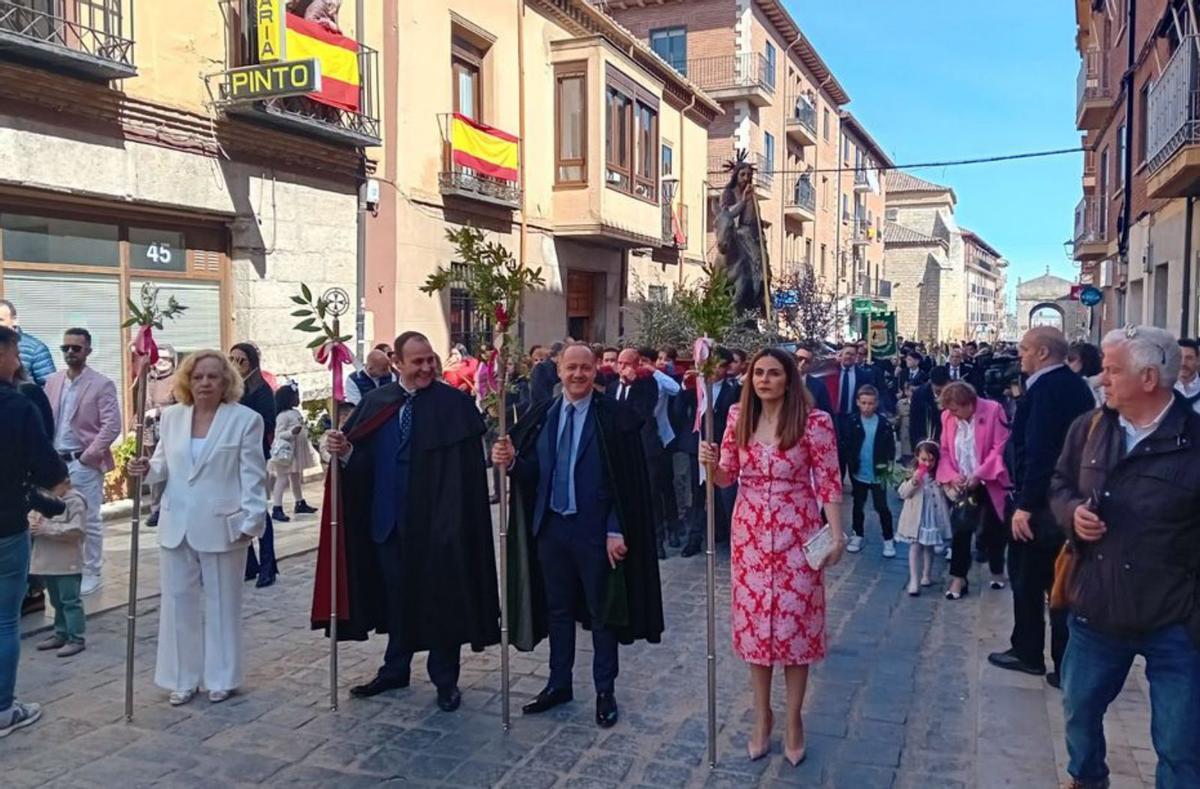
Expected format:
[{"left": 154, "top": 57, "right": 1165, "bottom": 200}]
[
  {"left": 451, "top": 114, "right": 519, "bottom": 182},
  {"left": 284, "top": 13, "right": 360, "bottom": 112}
]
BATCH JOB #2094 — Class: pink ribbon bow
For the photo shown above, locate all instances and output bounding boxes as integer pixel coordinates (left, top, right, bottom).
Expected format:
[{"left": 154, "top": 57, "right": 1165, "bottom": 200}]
[
  {"left": 692, "top": 337, "right": 712, "bottom": 435},
  {"left": 314, "top": 340, "right": 354, "bottom": 402},
  {"left": 130, "top": 324, "right": 159, "bottom": 379}
]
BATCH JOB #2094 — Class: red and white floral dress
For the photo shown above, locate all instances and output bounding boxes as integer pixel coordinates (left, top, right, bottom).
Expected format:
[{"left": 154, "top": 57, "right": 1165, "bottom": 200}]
[{"left": 719, "top": 404, "right": 843, "bottom": 666}]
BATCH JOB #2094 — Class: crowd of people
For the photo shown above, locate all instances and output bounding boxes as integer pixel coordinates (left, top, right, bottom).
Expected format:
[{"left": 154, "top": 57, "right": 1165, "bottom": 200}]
[{"left": 4, "top": 307, "right": 1200, "bottom": 786}]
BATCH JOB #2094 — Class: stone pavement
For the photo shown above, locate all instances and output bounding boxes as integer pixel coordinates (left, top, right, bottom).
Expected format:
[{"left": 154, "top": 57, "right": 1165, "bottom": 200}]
[{"left": 3, "top": 503, "right": 1158, "bottom": 788}]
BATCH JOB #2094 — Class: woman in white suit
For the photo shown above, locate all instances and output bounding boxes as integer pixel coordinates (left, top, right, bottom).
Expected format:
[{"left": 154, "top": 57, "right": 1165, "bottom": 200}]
[{"left": 127, "top": 349, "right": 267, "bottom": 705}]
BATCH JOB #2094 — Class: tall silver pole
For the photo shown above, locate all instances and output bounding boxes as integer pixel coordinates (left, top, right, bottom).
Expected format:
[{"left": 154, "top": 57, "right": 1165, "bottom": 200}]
[
  {"left": 328, "top": 316, "right": 341, "bottom": 712},
  {"left": 497, "top": 345, "right": 511, "bottom": 730},
  {"left": 124, "top": 368, "right": 149, "bottom": 723},
  {"left": 704, "top": 378, "right": 717, "bottom": 768}
]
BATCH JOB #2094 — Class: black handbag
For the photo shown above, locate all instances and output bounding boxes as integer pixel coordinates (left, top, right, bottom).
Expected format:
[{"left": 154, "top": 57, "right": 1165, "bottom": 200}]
[{"left": 950, "top": 498, "right": 981, "bottom": 537}]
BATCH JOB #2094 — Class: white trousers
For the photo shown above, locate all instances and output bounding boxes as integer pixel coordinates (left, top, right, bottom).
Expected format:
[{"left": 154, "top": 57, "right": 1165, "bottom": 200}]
[
  {"left": 68, "top": 461, "right": 105, "bottom": 576},
  {"left": 155, "top": 541, "right": 245, "bottom": 693}
]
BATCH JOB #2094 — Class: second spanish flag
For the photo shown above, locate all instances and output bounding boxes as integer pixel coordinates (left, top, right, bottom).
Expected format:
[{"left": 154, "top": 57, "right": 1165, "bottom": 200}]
[{"left": 450, "top": 114, "right": 519, "bottom": 182}]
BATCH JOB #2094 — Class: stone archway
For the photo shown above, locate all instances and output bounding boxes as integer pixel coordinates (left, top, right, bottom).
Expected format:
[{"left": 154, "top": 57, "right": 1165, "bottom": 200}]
[{"left": 1029, "top": 301, "right": 1065, "bottom": 330}]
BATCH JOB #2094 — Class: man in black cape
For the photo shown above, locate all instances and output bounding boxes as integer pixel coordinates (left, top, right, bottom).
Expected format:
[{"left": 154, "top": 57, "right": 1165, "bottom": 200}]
[
  {"left": 492, "top": 343, "right": 663, "bottom": 729},
  {"left": 314, "top": 331, "right": 499, "bottom": 712}
]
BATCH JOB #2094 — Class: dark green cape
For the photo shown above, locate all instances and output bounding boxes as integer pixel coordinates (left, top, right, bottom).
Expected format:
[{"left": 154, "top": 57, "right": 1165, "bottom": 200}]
[{"left": 505, "top": 394, "right": 665, "bottom": 650}]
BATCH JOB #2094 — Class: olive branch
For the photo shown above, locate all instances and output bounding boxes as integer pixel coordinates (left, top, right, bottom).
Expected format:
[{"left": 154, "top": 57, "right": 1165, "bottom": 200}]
[
  {"left": 122, "top": 283, "right": 188, "bottom": 329},
  {"left": 290, "top": 283, "right": 351, "bottom": 349}
]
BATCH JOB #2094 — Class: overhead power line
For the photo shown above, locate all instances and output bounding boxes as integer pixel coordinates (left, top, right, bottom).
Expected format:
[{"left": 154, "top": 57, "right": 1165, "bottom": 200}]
[{"left": 710, "top": 146, "right": 1084, "bottom": 179}]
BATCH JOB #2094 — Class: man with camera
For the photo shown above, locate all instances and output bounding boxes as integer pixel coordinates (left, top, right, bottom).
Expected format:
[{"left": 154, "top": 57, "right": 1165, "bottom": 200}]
[{"left": 0, "top": 326, "right": 69, "bottom": 738}]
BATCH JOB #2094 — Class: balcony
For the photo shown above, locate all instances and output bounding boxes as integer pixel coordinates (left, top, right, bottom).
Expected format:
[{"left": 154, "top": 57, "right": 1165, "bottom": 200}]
[
  {"left": 852, "top": 218, "right": 875, "bottom": 246},
  {"left": 224, "top": 44, "right": 382, "bottom": 147},
  {"left": 1147, "top": 37, "right": 1200, "bottom": 198},
  {"left": 1072, "top": 196, "right": 1107, "bottom": 261},
  {"left": 784, "top": 177, "right": 815, "bottom": 227},
  {"left": 661, "top": 202, "right": 688, "bottom": 248},
  {"left": 1076, "top": 48, "right": 1112, "bottom": 130},
  {"left": 687, "top": 52, "right": 775, "bottom": 107},
  {"left": 786, "top": 98, "right": 817, "bottom": 146},
  {"left": 0, "top": 0, "right": 135, "bottom": 80},
  {"left": 1082, "top": 147, "right": 1097, "bottom": 193},
  {"left": 877, "top": 280, "right": 893, "bottom": 300},
  {"left": 853, "top": 168, "right": 870, "bottom": 192},
  {"left": 438, "top": 114, "right": 522, "bottom": 210}
]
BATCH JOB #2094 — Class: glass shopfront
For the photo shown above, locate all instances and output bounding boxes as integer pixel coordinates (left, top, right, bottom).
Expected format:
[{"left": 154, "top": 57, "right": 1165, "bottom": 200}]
[{"left": 0, "top": 204, "right": 229, "bottom": 422}]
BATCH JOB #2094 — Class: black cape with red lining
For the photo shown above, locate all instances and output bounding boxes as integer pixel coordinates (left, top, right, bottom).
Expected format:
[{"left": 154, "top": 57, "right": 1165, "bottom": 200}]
[
  {"left": 310, "top": 380, "right": 500, "bottom": 652},
  {"left": 505, "top": 393, "right": 665, "bottom": 651}
]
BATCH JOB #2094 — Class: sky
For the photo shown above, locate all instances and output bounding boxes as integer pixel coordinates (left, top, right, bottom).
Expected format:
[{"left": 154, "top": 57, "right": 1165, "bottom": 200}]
[{"left": 786, "top": 0, "right": 1081, "bottom": 297}]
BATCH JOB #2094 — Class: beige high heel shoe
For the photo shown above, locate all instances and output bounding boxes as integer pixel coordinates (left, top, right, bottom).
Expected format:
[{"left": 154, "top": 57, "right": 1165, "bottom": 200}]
[
  {"left": 747, "top": 709, "right": 773, "bottom": 761},
  {"left": 784, "top": 721, "right": 806, "bottom": 767}
]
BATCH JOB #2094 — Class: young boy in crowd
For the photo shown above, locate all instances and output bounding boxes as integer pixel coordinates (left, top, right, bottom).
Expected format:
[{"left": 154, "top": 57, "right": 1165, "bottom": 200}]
[
  {"left": 845, "top": 385, "right": 897, "bottom": 558},
  {"left": 29, "top": 480, "right": 87, "bottom": 657}
]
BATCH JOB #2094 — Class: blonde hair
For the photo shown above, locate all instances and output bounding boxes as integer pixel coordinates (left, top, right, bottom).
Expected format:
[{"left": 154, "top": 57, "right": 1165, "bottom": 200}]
[{"left": 174, "top": 350, "right": 244, "bottom": 405}]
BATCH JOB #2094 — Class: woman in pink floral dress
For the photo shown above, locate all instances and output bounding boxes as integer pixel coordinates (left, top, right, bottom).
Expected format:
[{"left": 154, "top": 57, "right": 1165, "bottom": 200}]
[{"left": 699, "top": 347, "right": 846, "bottom": 767}]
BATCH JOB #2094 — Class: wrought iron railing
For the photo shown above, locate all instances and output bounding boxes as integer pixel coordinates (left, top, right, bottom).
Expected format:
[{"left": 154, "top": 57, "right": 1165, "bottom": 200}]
[
  {"left": 1148, "top": 36, "right": 1200, "bottom": 172},
  {"left": 438, "top": 114, "right": 522, "bottom": 208},
  {"left": 1074, "top": 196, "right": 1103, "bottom": 246},
  {"left": 789, "top": 98, "right": 817, "bottom": 135},
  {"left": 0, "top": 0, "right": 135, "bottom": 74},
  {"left": 854, "top": 168, "right": 869, "bottom": 188},
  {"left": 1076, "top": 47, "right": 1111, "bottom": 112},
  {"left": 687, "top": 52, "right": 775, "bottom": 95},
  {"left": 239, "top": 43, "right": 381, "bottom": 146},
  {"left": 788, "top": 177, "right": 815, "bottom": 212}
]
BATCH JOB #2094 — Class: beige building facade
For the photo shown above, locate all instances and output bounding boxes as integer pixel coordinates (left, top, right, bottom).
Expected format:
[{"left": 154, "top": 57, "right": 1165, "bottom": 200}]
[
  {"left": 0, "top": 0, "right": 381, "bottom": 411},
  {"left": 368, "top": 0, "right": 719, "bottom": 354}
]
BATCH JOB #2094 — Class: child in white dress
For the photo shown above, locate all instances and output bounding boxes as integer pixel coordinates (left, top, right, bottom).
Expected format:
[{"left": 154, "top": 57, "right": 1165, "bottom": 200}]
[{"left": 895, "top": 440, "right": 952, "bottom": 596}]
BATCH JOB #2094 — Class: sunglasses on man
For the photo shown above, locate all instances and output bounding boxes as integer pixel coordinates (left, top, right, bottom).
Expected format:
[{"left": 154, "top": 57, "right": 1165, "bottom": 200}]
[{"left": 60, "top": 344, "right": 85, "bottom": 353}]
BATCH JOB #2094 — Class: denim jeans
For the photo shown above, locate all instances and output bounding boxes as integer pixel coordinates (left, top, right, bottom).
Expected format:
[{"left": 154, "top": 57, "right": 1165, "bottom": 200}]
[
  {"left": 1063, "top": 616, "right": 1200, "bottom": 788},
  {"left": 0, "top": 531, "right": 31, "bottom": 712}
]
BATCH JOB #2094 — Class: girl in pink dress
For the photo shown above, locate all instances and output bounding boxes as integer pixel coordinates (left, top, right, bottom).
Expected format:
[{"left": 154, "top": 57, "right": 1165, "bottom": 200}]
[{"left": 699, "top": 348, "right": 846, "bottom": 767}]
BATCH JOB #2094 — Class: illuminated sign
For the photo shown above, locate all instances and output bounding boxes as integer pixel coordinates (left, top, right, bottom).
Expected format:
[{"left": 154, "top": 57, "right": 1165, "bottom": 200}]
[
  {"left": 225, "top": 59, "right": 321, "bottom": 101},
  {"left": 257, "top": 0, "right": 286, "bottom": 63}
]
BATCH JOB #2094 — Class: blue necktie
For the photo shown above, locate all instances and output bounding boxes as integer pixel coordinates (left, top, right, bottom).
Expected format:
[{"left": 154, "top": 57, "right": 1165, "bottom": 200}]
[
  {"left": 841, "top": 368, "right": 852, "bottom": 413},
  {"left": 551, "top": 403, "right": 576, "bottom": 514},
  {"left": 399, "top": 391, "right": 415, "bottom": 449}
]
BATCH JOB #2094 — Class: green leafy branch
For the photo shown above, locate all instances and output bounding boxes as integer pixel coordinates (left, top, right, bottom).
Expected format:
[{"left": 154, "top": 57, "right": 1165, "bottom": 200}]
[
  {"left": 122, "top": 283, "right": 188, "bottom": 329},
  {"left": 290, "top": 283, "right": 351, "bottom": 350},
  {"left": 675, "top": 263, "right": 737, "bottom": 377}
]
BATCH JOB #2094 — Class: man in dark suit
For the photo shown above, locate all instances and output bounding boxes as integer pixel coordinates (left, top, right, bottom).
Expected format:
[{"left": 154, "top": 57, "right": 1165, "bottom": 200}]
[
  {"left": 493, "top": 344, "right": 663, "bottom": 729},
  {"left": 680, "top": 347, "right": 741, "bottom": 556},
  {"left": 530, "top": 342, "right": 564, "bottom": 405},
  {"left": 909, "top": 366, "right": 950, "bottom": 450},
  {"left": 898, "top": 350, "right": 928, "bottom": 391},
  {"left": 607, "top": 349, "right": 667, "bottom": 557},
  {"left": 793, "top": 344, "right": 833, "bottom": 414},
  {"left": 825, "top": 344, "right": 883, "bottom": 478},
  {"left": 946, "top": 346, "right": 976, "bottom": 386},
  {"left": 989, "top": 327, "right": 1096, "bottom": 688}
]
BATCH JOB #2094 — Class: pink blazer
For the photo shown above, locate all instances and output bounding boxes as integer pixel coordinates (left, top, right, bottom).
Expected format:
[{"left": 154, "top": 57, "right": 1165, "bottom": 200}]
[
  {"left": 45, "top": 367, "right": 122, "bottom": 472},
  {"left": 936, "top": 397, "right": 1010, "bottom": 520}
]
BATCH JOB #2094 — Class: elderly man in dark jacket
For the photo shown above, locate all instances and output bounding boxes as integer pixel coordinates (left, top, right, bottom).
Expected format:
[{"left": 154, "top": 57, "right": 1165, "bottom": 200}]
[
  {"left": 1049, "top": 326, "right": 1200, "bottom": 789},
  {"left": 989, "top": 327, "right": 1095, "bottom": 687}
]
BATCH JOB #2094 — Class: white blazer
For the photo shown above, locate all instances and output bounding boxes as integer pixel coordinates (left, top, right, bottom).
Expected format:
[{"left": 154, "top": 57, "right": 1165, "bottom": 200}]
[{"left": 147, "top": 402, "right": 268, "bottom": 554}]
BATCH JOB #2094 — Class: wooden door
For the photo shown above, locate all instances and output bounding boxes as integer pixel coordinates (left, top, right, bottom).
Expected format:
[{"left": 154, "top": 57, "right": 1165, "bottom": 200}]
[{"left": 566, "top": 270, "right": 595, "bottom": 342}]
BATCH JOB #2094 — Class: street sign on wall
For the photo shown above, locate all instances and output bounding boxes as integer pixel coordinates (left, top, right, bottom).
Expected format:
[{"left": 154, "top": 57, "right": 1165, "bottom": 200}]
[{"left": 1079, "top": 285, "right": 1103, "bottom": 307}]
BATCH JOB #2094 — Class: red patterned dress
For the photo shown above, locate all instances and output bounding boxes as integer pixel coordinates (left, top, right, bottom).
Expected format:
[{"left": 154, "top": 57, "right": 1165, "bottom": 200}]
[{"left": 718, "top": 404, "right": 843, "bottom": 666}]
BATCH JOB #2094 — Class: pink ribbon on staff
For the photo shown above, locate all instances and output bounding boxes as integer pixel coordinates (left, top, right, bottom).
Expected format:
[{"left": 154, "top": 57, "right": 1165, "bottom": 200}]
[
  {"left": 314, "top": 340, "right": 353, "bottom": 402},
  {"left": 692, "top": 337, "right": 712, "bottom": 435},
  {"left": 130, "top": 324, "right": 159, "bottom": 379}
]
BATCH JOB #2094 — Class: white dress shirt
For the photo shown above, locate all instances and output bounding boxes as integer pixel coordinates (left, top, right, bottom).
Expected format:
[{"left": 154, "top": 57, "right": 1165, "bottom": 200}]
[
  {"left": 54, "top": 375, "right": 84, "bottom": 452},
  {"left": 1118, "top": 397, "right": 1174, "bottom": 453},
  {"left": 954, "top": 418, "right": 977, "bottom": 477},
  {"left": 1176, "top": 375, "right": 1200, "bottom": 400}
]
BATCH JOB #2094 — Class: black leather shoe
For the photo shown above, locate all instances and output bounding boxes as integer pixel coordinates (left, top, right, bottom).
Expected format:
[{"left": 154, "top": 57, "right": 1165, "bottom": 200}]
[
  {"left": 349, "top": 674, "right": 411, "bottom": 698},
  {"left": 657, "top": 543, "right": 667, "bottom": 560},
  {"left": 681, "top": 542, "right": 702, "bottom": 558},
  {"left": 1046, "top": 671, "right": 1062, "bottom": 690},
  {"left": 596, "top": 691, "right": 618, "bottom": 728},
  {"left": 522, "top": 686, "right": 572, "bottom": 715},
  {"left": 437, "top": 686, "right": 462, "bottom": 712},
  {"left": 987, "top": 649, "right": 1046, "bottom": 676}
]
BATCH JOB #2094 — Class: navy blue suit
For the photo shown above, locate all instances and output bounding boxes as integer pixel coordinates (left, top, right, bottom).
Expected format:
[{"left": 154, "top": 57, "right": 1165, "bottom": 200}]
[
  {"left": 513, "top": 395, "right": 620, "bottom": 694},
  {"left": 371, "top": 403, "right": 459, "bottom": 691}
]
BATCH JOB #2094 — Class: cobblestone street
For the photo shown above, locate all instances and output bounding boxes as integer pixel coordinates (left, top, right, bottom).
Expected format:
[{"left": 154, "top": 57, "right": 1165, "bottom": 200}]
[{"left": 2, "top": 505, "right": 1156, "bottom": 788}]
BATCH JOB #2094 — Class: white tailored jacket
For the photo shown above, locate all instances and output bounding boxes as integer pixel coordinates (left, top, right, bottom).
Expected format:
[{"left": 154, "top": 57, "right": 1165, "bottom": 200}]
[{"left": 146, "top": 402, "right": 268, "bottom": 554}]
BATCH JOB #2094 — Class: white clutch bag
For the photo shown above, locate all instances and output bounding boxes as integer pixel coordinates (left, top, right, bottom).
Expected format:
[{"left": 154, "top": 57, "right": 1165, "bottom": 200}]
[{"left": 803, "top": 525, "right": 835, "bottom": 570}]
